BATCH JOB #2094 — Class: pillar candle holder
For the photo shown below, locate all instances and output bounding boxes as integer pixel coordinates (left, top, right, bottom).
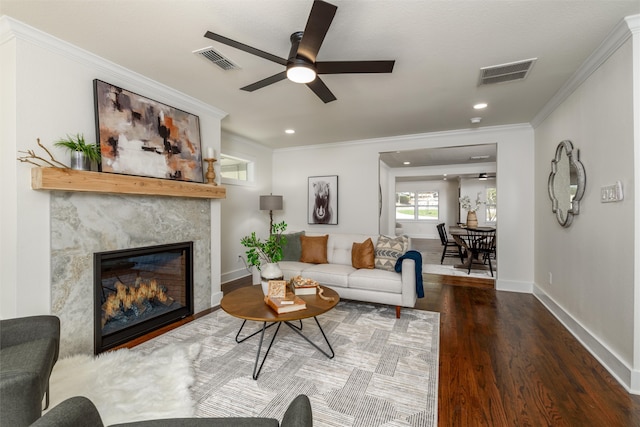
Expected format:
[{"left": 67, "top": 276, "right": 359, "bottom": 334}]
[{"left": 204, "top": 158, "right": 217, "bottom": 185}]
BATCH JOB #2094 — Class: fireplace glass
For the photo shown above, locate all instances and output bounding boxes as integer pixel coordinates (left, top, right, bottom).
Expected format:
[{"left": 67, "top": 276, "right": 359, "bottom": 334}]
[{"left": 94, "top": 242, "right": 194, "bottom": 353}]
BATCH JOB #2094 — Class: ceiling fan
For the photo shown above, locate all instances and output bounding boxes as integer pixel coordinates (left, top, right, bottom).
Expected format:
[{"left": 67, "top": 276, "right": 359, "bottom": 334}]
[{"left": 204, "top": 0, "right": 395, "bottom": 103}]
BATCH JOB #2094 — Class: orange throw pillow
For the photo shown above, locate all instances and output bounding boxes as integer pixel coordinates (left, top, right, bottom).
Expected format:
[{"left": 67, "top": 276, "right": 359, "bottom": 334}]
[
  {"left": 300, "top": 235, "right": 329, "bottom": 264},
  {"left": 352, "top": 238, "right": 375, "bottom": 269}
]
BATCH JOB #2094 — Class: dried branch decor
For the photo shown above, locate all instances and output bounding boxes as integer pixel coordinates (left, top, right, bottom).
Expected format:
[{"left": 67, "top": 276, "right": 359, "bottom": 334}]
[{"left": 16, "top": 138, "right": 69, "bottom": 168}]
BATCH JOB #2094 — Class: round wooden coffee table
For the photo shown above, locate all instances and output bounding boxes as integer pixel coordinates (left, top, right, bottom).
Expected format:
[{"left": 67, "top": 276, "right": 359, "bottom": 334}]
[{"left": 221, "top": 285, "right": 340, "bottom": 379}]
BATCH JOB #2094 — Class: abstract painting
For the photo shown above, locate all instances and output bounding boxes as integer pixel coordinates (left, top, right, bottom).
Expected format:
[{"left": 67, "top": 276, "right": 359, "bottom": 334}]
[
  {"left": 94, "top": 80, "right": 204, "bottom": 182},
  {"left": 308, "top": 175, "right": 338, "bottom": 225}
]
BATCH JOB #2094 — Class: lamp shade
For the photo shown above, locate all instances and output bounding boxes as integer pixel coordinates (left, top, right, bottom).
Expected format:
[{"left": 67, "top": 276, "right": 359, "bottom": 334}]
[{"left": 260, "top": 195, "right": 283, "bottom": 211}]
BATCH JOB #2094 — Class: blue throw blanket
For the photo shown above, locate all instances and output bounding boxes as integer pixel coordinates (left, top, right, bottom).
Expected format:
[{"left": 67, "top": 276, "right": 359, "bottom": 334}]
[{"left": 395, "top": 250, "right": 424, "bottom": 298}]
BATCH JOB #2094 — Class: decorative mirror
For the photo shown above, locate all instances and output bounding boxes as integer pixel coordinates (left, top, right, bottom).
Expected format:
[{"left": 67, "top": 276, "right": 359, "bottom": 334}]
[{"left": 548, "top": 140, "right": 586, "bottom": 227}]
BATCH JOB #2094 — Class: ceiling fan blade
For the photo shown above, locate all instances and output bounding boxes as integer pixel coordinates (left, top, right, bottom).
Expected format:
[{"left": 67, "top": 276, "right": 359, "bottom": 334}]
[
  {"left": 240, "top": 71, "right": 288, "bottom": 92},
  {"left": 204, "top": 31, "right": 287, "bottom": 66},
  {"left": 306, "top": 77, "right": 337, "bottom": 103},
  {"left": 297, "top": 0, "right": 337, "bottom": 63},
  {"left": 316, "top": 60, "right": 396, "bottom": 74}
]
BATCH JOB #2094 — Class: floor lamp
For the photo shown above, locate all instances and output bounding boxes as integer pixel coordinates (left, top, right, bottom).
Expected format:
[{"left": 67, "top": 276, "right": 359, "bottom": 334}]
[{"left": 260, "top": 194, "right": 283, "bottom": 234}]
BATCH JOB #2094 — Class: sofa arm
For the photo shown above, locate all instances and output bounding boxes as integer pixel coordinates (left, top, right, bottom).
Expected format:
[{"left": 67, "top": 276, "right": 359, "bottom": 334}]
[
  {"left": 0, "top": 370, "right": 42, "bottom": 426},
  {"left": 30, "top": 396, "right": 105, "bottom": 427},
  {"left": 399, "top": 258, "right": 417, "bottom": 307},
  {"left": 0, "top": 316, "right": 60, "bottom": 363},
  {"left": 281, "top": 394, "right": 312, "bottom": 427}
]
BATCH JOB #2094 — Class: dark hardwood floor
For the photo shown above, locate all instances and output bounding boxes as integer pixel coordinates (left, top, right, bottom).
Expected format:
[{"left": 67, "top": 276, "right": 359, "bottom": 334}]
[
  {"left": 129, "top": 274, "right": 640, "bottom": 425},
  {"left": 420, "top": 274, "right": 640, "bottom": 426}
]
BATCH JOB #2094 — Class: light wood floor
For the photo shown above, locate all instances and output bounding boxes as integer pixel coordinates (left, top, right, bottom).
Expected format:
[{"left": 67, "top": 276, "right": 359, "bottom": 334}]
[{"left": 130, "top": 274, "right": 640, "bottom": 426}]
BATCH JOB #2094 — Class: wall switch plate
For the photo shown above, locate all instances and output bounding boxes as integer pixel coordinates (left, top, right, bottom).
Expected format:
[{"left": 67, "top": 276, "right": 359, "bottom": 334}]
[{"left": 600, "top": 181, "right": 623, "bottom": 203}]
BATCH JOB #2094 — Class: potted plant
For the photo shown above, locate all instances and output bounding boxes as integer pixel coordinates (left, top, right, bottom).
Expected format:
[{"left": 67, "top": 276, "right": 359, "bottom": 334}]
[
  {"left": 459, "top": 192, "right": 483, "bottom": 228},
  {"left": 54, "top": 133, "right": 101, "bottom": 171},
  {"left": 240, "top": 221, "right": 288, "bottom": 293}
]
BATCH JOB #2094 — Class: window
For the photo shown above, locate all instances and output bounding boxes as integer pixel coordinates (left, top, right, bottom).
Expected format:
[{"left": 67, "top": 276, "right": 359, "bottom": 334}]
[
  {"left": 396, "top": 191, "right": 439, "bottom": 220},
  {"left": 485, "top": 187, "right": 497, "bottom": 222},
  {"left": 219, "top": 154, "right": 254, "bottom": 185}
]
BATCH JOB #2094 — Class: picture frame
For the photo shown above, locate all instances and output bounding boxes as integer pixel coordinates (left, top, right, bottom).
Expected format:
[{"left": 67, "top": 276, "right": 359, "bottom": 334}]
[
  {"left": 93, "top": 79, "right": 204, "bottom": 182},
  {"left": 308, "top": 175, "right": 338, "bottom": 225}
]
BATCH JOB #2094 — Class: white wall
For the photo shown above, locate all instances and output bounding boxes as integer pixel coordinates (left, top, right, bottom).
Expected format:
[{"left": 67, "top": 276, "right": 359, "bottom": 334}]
[
  {"left": 533, "top": 20, "right": 638, "bottom": 392},
  {"left": 459, "top": 177, "right": 497, "bottom": 226},
  {"left": 220, "top": 131, "right": 274, "bottom": 284},
  {"left": 0, "top": 17, "right": 226, "bottom": 317},
  {"left": 273, "top": 125, "right": 535, "bottom": 293},
  {"left": 379, "top": 160, "right": 391, "bottom": 235}
]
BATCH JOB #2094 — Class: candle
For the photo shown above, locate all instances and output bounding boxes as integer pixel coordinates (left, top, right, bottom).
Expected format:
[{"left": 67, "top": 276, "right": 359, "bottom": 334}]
[{"left": 207, "top": 147, "right": 214, "bottom": 159}]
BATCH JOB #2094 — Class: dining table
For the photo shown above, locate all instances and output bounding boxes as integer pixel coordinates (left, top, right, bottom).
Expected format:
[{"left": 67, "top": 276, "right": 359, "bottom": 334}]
[{"left": 448, "top": 225, "right": 496, "bottom": 273}]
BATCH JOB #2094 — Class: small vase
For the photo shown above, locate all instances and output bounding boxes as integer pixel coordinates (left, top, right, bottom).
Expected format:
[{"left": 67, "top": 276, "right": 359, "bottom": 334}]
[
  {"left": 70, "top": 151, "right": 91, "bottom": 171},
  {"left": 466, "top": 211, "right": 478, "bottom": 228},
  {"left": 260, "top": 262, "right": 283, "bottom": 295}
]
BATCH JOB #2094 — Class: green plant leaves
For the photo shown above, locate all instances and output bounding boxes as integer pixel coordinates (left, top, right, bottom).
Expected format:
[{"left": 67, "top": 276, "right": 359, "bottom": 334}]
[{"left": 240, "top": 221, "right": 288, "bottom": 270}]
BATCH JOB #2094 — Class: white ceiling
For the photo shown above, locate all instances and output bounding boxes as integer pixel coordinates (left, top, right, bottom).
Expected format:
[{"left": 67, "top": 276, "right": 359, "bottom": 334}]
[{"left": 2, "top": 1, "right": 638, "bottom": 151}]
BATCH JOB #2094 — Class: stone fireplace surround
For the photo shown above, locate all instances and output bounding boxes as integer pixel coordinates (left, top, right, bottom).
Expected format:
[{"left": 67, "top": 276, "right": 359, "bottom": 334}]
[{"left": 51, "top": 191, "right": 211, "bottom": 357}]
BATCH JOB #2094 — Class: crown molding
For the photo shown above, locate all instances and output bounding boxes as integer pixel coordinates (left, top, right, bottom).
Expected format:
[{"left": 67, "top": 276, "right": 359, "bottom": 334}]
[
  {"left": 0, "top": 15, "right": 227, "bottom": 120},
  {"left": 531, "top": 14, "right": 639, "bottom": 128},
  {"left": 274, "top": 123, "right": 532, "bottom": 154}
]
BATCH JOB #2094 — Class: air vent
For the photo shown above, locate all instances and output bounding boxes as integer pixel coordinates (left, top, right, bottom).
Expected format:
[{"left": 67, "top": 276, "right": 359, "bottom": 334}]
[
  {"left": 478, "top": 58, "right": 536, "bottom": 85},
  {"left": 193, "top": 47, "right": 240, "bottom": 71}
]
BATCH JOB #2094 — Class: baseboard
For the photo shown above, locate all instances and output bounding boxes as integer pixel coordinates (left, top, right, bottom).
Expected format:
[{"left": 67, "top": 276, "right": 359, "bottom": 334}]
[
  {"left": 495, "top": 279, "right": 532, "bottom": 293},
  {"left": 221, "top": 268, "right": 251, "bottom": 284},
  {"left": 407, "top": 234, "right": 438, "bottom": 240},
  {"left": 533, "top": 285, "right": 638, "bottom": 395}
]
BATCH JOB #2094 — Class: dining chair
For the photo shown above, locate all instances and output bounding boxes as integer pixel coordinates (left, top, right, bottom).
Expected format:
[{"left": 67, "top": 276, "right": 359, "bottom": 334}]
[
  {"left": 436, "top": 223, "right": 463, "bottom": 264},
  {"left": 464, "top": 228, "right": 497, "bottom": 276}
]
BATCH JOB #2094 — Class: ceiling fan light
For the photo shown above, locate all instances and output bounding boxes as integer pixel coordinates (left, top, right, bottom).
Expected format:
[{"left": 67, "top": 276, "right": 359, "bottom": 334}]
[{"left": 287, "top": 61, "right": 316, "bottom": 84}]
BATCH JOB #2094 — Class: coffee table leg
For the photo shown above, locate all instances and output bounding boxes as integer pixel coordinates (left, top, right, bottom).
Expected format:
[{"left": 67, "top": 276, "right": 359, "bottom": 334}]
[
  {"left": 252, "top": 321, "right": 282, "bottom": 380},
  {"left": 284, "top": 317, "right": 335, "bottom": 359},
  {"left": 235, "top": 319, "right": 277, "bottom": 343}
]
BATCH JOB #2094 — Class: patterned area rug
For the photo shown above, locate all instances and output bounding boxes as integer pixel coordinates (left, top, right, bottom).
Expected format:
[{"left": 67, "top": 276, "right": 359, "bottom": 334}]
[{"left": 136, "top": 300, "right": 439, "bottom": 427}]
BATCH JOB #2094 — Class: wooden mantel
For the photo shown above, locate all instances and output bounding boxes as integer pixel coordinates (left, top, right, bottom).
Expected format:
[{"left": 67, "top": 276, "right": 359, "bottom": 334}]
[{"left": 31, "top": 167, "right": 226, "bottom": 199}]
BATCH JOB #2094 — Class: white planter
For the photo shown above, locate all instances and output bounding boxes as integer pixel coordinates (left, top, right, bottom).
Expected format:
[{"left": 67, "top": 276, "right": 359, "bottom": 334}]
[{"left": 260, "top": 262, "right": 283, "bottom": 295}]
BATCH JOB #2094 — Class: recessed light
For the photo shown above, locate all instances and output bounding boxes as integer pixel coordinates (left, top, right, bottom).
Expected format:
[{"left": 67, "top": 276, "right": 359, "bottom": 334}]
[
  {"left": 403, "top": 161, "right": 411, "bottom": 165},
  {"left": 474, "top": 103, "right": 488, "bottom": 109},
  {"left": 285, "top": 129, "right": 295, "bottom": 134},
  {"left": 470, "top": 117, "right": 482, "bottom": 124}
]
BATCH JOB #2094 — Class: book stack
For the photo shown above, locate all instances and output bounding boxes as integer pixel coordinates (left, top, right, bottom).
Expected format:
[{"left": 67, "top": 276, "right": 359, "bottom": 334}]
[
  {"left": 265, "top": 294, "right": 307, "bottom": 314},
  {"left": 290, "top": 276, "right": 319, "bottom": 296}
]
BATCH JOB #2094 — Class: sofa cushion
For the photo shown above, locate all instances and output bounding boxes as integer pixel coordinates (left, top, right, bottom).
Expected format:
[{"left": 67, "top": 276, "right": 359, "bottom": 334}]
[
  {"left": 300, "top": 235, "right": 328, "bottom": 264},
  {"left": 324, "top": 234, "right": 377, "bottom": 265},
  {"left": 281, "top": 231, "right": 305, "bottom": 261},
  {"left": 299, "top": 264, "right": 354, "bottom": 287},
  {"left": 278, "top": 261, "right": 314, "bottom": 280},
  {"left": 374, "top": 235, "right": 409, "bottom": 271},
  {"left": 349, "top": 268, "right": 403, "bottom": 293},
  {"left": 352, "top": 238, "right": 375, "bottom": 269}
]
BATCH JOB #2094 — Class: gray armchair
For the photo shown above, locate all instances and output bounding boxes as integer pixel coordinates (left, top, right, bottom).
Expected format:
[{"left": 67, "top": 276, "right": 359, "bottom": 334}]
[
  {"left": 31, "top": 395, "right": 313, "bottom": 427},
  {"left": 0, "top": 315, "right": 60, "bottom": 427}
]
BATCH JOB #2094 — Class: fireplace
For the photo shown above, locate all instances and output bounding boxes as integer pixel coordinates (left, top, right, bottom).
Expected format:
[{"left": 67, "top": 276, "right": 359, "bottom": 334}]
[{"left": 94, "top": 242, "right": 194, "bottom": 353}]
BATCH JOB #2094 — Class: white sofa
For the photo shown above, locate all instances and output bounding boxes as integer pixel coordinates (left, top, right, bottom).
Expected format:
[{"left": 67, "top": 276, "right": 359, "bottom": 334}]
[{"left": 278, "top": 233, "right": 417, "bottom": 318}]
